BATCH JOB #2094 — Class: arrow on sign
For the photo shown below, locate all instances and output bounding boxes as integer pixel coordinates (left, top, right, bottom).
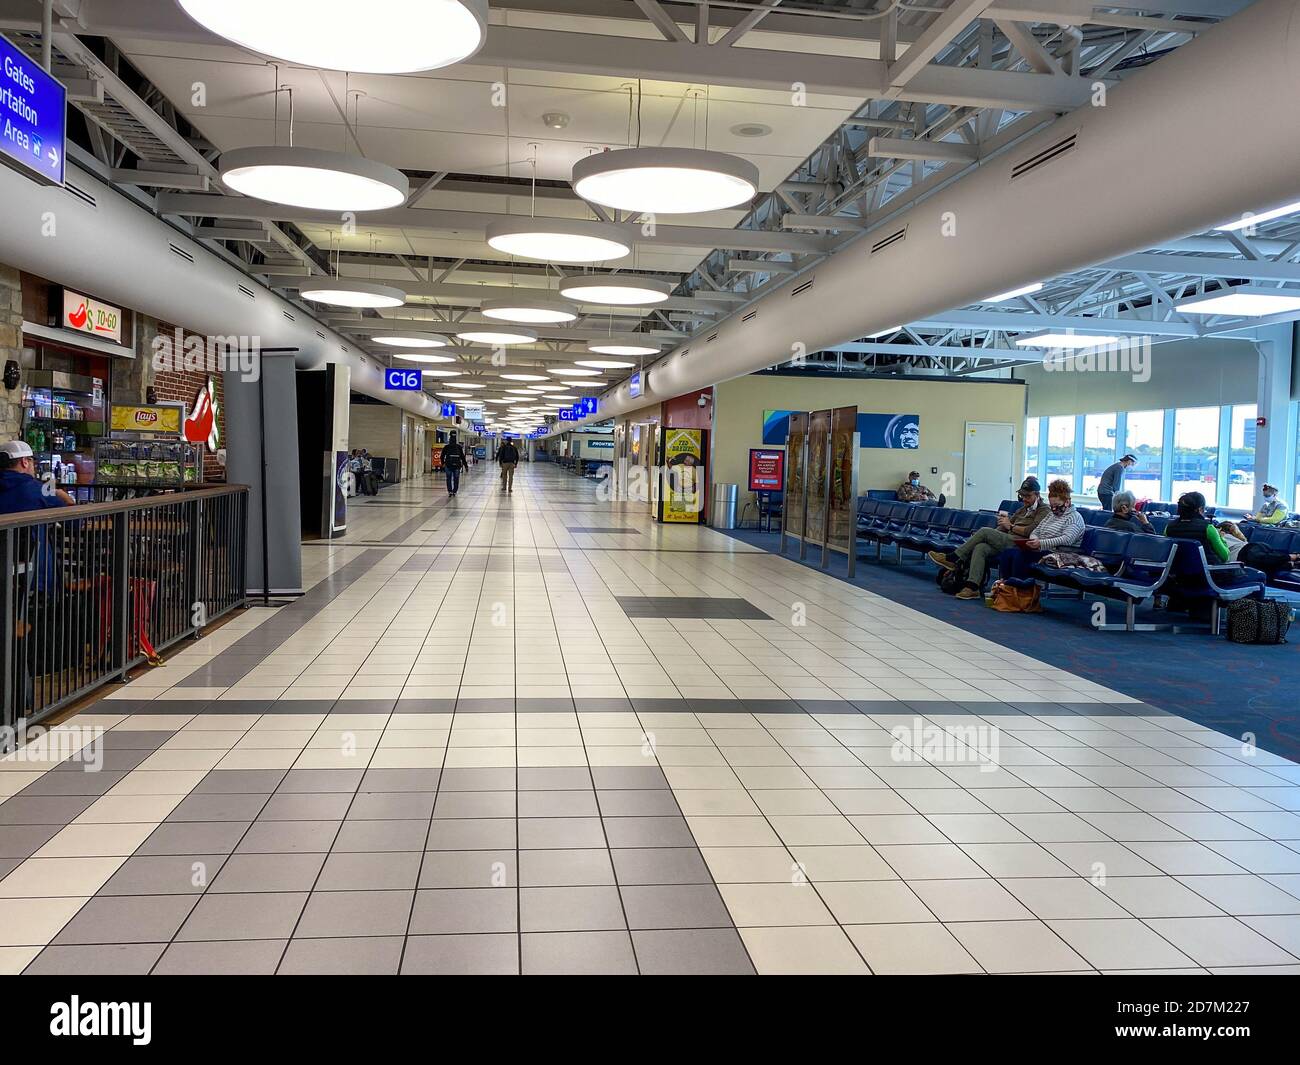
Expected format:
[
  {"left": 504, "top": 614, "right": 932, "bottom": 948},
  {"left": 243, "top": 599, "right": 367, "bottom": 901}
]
[{"left": 48, "top": 147, "right": 59, "bottom": 167}]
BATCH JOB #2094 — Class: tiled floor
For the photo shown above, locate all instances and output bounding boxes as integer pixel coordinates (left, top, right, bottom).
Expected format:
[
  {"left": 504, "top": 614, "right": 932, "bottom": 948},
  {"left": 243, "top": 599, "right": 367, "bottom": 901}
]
[{"left": 3, "top": 462, "right": 1300, "bottom": 974}]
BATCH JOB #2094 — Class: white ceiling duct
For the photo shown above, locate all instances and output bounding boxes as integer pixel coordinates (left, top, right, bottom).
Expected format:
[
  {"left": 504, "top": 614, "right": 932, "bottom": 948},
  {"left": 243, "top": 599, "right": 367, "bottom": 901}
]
[
  {"left": 559, "top": 0, "right": 1300, "bottom": 430},
  {"left": 0, "top": 160, "right": 444, "bottom": 422}
]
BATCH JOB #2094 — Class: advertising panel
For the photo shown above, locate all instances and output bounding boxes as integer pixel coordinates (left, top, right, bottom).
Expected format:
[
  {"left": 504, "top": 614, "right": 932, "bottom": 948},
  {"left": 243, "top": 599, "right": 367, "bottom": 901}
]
[
  {"left": 781, "top": 411, "right": 808, "bottom": 552},
  {"left": 62, "top": 290, "right": 122, "bottom": 344},
  {"left": 748, "top": 448, "right": 784, "bottom": 492},
  {"left": 657, "top": 427, "right": 706, "bottom": 524},
  {"left": 804, "top": 408, "right": 832, "bottom": 552},
  {"left": 109, "top": 404, "right": 183, "bottom": 436},
  {"left": 828, "top": 406, "right": 860, "bottom": 574},
  {"left": 857, "top": 412, "right": 920, "bottom": 449}
]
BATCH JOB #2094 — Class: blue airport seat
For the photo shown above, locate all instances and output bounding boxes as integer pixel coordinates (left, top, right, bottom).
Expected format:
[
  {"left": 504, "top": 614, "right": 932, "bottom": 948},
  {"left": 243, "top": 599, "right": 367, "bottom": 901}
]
[
  {"left": 1165, "top": 538, "right": 1267, "bottom": 634},
  {"left": 1029, "top": 531, "right": 1177, "bottom": 631}
]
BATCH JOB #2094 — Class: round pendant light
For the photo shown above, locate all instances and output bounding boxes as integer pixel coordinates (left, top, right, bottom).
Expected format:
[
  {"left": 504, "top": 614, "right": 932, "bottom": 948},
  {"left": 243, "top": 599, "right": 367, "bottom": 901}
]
[
  {"left": 480, "top": 296, "right": 578, "bottom": 324},
  {"left": 437, "top": 392, "right": 475, "bottom": 399},
  {"left": 392, "top": 353, "right": 455, "bottom": 365},
  {"left": 529, "top": 384, "right": 569, "bottom": 391},
  {"left": 547, "top": 366, "right": 602, "bottom": 377},
  {"left": 572, "top": 147, "right": 759, "bottom": 215},
  {"left": 567, "top": 379, "right": 607, "bottom": 387},
  {"left": 176, "top": 0, "right": 488, "bottom": 74},
  {"left": 558, "top": 274, "right": 671, "bottom": 306},
  {"left": 420, "top": 369, "right": 462, "bottom": 377},
  {"left": 577, "top": 358, "right": 638, "bottom": 369},
  {"left": 584, "top": 337, "right": 661, "bottom": 358},
  {"left": 300, "top": 277, "right": 407, "bottom": 309},
  {"left": 219, "top": 147, "right": 408, "bottom": 211},
  {"left": 485, "top": 218, "right": 630, "bottom": 264},
  {"left": 374, "top": 334, "right": 450, "bottom": 349},
  {"left": 455, "top": 327, "right": 539, "bottom": 346},
  {"left": 499, "top": 373, "right": 549, "bottom": 382}
]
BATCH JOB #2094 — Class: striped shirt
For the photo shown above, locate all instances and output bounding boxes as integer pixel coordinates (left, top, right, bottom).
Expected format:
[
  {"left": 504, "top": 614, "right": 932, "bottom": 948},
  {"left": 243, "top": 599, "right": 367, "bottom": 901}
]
[{"left": 1033, "top": 506, "right": 1085, "bottom": 550}]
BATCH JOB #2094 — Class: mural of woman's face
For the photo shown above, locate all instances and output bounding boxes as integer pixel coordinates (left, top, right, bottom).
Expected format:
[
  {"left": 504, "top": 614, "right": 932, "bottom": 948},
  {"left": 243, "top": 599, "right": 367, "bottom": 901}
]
[{"left": 899, "top": 422, "right": 920, "bottom": 448}]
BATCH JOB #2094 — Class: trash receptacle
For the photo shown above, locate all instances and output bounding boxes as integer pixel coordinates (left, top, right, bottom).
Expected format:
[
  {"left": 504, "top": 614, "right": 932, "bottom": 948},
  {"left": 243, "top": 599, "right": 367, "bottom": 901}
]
[{"left": 711, "top": 483, "right": 738, "bottom": 529}]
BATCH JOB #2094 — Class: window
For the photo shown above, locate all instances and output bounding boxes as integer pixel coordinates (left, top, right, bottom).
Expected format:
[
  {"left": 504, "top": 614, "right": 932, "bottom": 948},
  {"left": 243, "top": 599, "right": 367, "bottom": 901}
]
[
  {"left": 1227, "top": 403, "right": 1257, "bottom": 510},
  {"left": 1123, "top": 410, "right": 1164, "bottom": 501},
  {"left": 1044, "top": 416, "right": 1075, "bottom": 488},
  {"left": 1081, "top": 414, "right": 1117, "bottom": 495},
  {"left": 1024, "top": 418, "right": 1040, "bottom": 479},
  {"left": 1172, "top": 406, "right": 1219, "bottom": 502}
]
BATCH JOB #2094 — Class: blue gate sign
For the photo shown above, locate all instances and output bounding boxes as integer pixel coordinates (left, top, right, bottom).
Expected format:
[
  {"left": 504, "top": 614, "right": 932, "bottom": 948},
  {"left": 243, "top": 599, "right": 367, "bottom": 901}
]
[
  {"left": 0, "top": 35, "right": 66, "bottom": 187},
  {"left": 581, "top": 396, "right": 599, "bottom": 416},
  {"left": 384, "top": 367, "right": 422, "bottom": 391},
  {"left": 440, "top": 402, "right": 457, "bottom": 418}
]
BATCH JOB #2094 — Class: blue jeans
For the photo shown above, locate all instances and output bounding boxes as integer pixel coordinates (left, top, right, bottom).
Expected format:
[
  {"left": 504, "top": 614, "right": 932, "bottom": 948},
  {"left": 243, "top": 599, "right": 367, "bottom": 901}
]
[
  {"left": 446, "top": 467, "right": 461, "bottom": 494},
  {"left": 999, "top": 546, "right": 1046, "bottom": 582}
]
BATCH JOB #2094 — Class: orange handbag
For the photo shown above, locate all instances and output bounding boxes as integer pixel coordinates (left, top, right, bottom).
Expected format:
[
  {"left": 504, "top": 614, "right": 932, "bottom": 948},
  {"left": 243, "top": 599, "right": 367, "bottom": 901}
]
[{"left": 988, "top": 579, "right": 1042, "bottom": 613}]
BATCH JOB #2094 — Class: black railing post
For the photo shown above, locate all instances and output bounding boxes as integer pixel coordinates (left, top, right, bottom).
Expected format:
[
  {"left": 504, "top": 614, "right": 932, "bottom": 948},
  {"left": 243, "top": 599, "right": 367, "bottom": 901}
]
[
  {"left": 189, "top": 496, "right": 204, "bottom": 639},
  {"left": 1, "top": 529, "right": 14, "bottom": 733},
  {"left": 110, "top": 511, "right": 130, "bottom": 683}
]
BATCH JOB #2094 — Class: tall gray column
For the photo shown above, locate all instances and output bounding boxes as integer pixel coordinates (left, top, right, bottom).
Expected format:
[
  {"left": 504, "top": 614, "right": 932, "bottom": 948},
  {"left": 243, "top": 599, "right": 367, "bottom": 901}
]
[{"left": 1252, "top": 324, "right": 1296, "bottom": 510}]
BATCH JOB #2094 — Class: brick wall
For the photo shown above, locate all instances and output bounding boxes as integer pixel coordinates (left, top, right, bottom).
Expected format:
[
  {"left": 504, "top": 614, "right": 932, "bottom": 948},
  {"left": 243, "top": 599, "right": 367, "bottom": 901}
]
[
  {"left": 0, "top": 265, "right": 23, "bottom": 442},
  {"left": 138, "top": 316, "right": 227, "bottom": 482}
]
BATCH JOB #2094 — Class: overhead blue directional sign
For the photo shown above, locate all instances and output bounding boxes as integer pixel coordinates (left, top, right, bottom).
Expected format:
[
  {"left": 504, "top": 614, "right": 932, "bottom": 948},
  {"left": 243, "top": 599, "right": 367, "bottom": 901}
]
[
  {"left": 440, "top": 402, "right": 457, "bottom": 418},
  {"left": 581, "top": 396, "right": 599, "bottom": 416},
  {"left": 0, "top": 35, "right": 66, "bottom": 187},
  {"left": 384, "top": 367, "right": 421, "bottom": 391}
]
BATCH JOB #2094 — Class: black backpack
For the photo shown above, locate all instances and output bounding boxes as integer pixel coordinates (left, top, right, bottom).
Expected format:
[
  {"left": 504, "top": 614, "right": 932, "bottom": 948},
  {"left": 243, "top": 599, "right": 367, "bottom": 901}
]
[
  {"left": 1226, "top": 599, "right": 1291, "bottom": 644},
  {"left": 935, "top": 559, "right": 969, "bottom": 595}
]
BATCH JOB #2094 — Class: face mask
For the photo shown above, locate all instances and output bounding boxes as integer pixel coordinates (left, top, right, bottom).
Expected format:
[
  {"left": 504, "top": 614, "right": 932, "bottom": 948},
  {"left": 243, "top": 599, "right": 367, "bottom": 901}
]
[
  {"left": 1050, "top": 501, "right": 1068, "bottom": 515},
  {"left": 910, "top": 478, "right": 919, "bottom": 486},
  {"left": 1264, "top": 492, "right": 1277, "bottom": 501}
]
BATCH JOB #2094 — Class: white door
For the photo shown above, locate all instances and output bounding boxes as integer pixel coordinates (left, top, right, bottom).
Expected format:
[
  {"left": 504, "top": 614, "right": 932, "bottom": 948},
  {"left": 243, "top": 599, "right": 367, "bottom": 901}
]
[{"left": 962, "top": 422, "right": 1016, "bottom": 510}]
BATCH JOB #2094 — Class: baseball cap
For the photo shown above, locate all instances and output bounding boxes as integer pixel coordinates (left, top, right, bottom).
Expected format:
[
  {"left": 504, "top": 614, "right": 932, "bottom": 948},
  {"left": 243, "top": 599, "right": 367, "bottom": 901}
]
[
  {"left": 0, "top": 440, "right": 34, "bottom": 460},
  {"left": 1121, "top": 454, "right": 1137, "bottom": 462},
  {"left": 1018, "top": 476, "right": 1041, "bottom": 494}
]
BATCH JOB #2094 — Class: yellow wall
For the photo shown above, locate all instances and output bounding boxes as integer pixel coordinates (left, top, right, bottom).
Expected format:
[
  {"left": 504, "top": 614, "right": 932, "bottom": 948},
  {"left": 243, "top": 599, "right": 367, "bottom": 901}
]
[{"left": 713, "top": 374, "right": 1027, "bottom": 509}]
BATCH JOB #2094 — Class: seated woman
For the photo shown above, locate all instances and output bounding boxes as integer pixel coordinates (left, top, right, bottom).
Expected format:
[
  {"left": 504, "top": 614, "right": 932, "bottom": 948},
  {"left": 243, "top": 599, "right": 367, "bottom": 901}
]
[
  {"left": 1104, "top": 491, "right": 1153, "bottom": 533},
  {"left": 999, "top": 478, "right": 1086, "bottom": 581},
  {"left": 1244, "top": 484, "right": 1290, "bottom": 525},
  {"left": 1216, "top": 519, "right": 1300, "bottom": 576},
  {"left": 1163, "top": 491, "right": 1230, "bottom": 562}
]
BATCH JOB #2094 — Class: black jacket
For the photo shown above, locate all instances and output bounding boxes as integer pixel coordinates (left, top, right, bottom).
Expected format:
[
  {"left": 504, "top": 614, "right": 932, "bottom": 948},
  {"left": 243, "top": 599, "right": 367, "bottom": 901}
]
[
  {"left": 497, "top": 443, "right": 519, "bottom": 464},
  {"left": 441, "top": 443, "right": 466, "bottom": 470}
]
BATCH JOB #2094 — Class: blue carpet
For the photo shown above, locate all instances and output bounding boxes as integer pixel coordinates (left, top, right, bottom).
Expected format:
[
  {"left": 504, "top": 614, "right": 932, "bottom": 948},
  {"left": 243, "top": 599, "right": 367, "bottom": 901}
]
[{"left": 723, "top": 527, "right": 1300, "bottom": 763}]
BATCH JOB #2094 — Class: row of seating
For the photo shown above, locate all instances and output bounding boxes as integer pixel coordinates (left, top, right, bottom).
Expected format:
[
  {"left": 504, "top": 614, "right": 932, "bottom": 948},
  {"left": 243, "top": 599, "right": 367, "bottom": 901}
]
[{"left": 852, "top": 497, "right": 1275, "bottom": 633}]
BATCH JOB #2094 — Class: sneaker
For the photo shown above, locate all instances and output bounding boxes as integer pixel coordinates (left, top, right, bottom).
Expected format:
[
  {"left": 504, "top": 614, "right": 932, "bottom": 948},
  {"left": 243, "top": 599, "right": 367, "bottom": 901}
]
[
  {"left": 955, "top": 585, "right": 981, "bottom": 600},
  {"left": 928, "top": 550, "right": 957, "bottom": 571}
]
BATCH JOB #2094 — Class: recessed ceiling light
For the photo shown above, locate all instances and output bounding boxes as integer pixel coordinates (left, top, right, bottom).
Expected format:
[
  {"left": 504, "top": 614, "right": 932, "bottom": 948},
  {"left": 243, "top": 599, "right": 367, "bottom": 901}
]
[
  {"left": 300, "top": 278, "right": 407, "bottom": 309},
  {"left": 374, "top": 335, "right": 449, "bottom": 348},
  {"left": 485, "top": 218, "right": 630, "bottom": 264},
  {"left": 1013, "top": 331, "right": 1121, "bottom": 349},
  {"left": 455, "top": 327, "right": 539, "bottom": 345},
  {"left": 219, "top": 147, "right": 408, "bottom": 211},
  {"left": 585, "top": 338, "right": 661, "bottom": 357},
  {"left": 865, "top": 326, "right": 902, "bottom": 338},
  {"left": 576, "top": 358, "right": 637, "bottom": 369},
  {"left": 480, "top": 296, "right": 578, "bottom": 324},
  {"left": 1175, "top": 286, "right": 1300, "bottom": 316},
  {"left": 529, "top": 384, "right": 568, "bottom": 391},
  {"left": 450, "top": 382, "right": 486, "bottom": 389},
  {"left": 568, "top": 380, "right": 607, "bottom": 387},
  {"left": 392, "top": 352, "right": 455, "bottom": 364},
  {"left": 547, "top": 367, "right": 602, "bottom": 377},
  {"left": 1216, "top": 200, "right": 1300, "bottom": 232},
  {"left": 176, "top": 0, "right": 488, "bottom": 73},
  {"left": 557, "top": 274, "right": 672, "bottom": 305},
  {"left": 730, "top": 122, "right": 772, "bottom": 139},
  {"left": 542, "top": 111, "right": 570, "bottom": 129},
  {"left": 572, "top": 147, "right": 759, "bottom": 215},
  {"left": 981, "top": 282, "right": 1043, "bottom": 304},
  {"left": 550, "top": 394, "right": 578, "bottom": 401},
  {"left": 420, "top": 369, "right": 462, "bottom": 377},
  {"left": 500, "top": 373, "right": 549, "bottom": 381}
]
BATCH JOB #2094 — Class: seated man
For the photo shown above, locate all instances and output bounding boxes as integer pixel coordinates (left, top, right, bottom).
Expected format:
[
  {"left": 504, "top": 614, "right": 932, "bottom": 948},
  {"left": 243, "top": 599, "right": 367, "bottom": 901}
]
[
  {"left": 1245, "top": 484, "right": 1289, "bottom": 525},
  {"left": 896, "top": 471, "right": 945, "bottom": 506},
  {"left": 1104, "top": 490, "right": 1153, "bottom": 533},
  {"left": 929, "top": 476, "right": 1048, "bottom": 600},
  {"left": 998, "top": 479, "right": 1086, "bottom": 581}
]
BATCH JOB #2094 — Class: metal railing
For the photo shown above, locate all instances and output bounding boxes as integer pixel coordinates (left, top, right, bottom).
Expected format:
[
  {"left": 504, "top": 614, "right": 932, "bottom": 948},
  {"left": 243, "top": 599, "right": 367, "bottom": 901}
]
[{"left": 1, "top": 484, "right": 248, "bottom": 729}]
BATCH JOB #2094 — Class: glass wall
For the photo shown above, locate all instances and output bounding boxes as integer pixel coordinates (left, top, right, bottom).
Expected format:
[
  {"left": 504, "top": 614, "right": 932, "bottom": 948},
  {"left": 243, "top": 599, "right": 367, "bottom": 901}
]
[
  {"left": 1045, "top": 415, "right": 1075, "bottom": 488},
  {"left": 1081, "top": 414, "right": 1117, "bottom": 495},
  {"left": 1124, "top": 410, "right": 1164, "bottom": 500},
  {"left": 1172, "top": 407, "right": 1219, "bottom": 501},
  {"left": 1227, "top": 403, "right": 1258, "bottom": 510},
  {"left": 1024, "top": 417, "right": 1040, "bottom": 480}
]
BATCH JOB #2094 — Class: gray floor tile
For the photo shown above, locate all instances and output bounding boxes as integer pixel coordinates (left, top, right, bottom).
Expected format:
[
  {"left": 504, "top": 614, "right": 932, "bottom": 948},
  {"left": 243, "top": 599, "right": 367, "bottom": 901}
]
[
  {"left": 409, "top": 888, "right": 518, "bottom": 934},
  {"left": 153, "top": 938, "right": 287, "bottom": 975},
  {"left": 258, "top": 792, "right": 355, "bottom": 821},
  {"left": 317, "top": 850, "right": 423, "bottom": 891},
  {"left": 598, "top": 790, "right": 682, "bottom": 817},
  {"left": 517, "top": 817, "right": 607, "bottom": 850},
  {"left": 295, "top": 889, "right": 414, "bottom": 938},
  {"left": 401, "top": 933, "right": 518, "bottom": 974},
  {"left": 426, "top": 818, "right": 516, "bottom": 851},
  {"left": 278, "top": 935, "right": 404, "bottom": 975},
  {"left": 602, "top": 816, "right": 696, "bottom": 848},
  {"left": 520, "top": 886, "right": 626, "bottom": 932},
  {"left": 25, "top": 943, "right": 166, "bottom": 975},
  {"left": 333, "top": 818, "right": 429, "bottom": 852},
  {"left": 519, "top": 790, "right": 601, "bottom": 817},
  {"left": 195, "top": 769, "right": 287, "bottom": 794},
  {"left": 519, "top": 849, "right": 616, "bottom": 887},
  {"left": 433, "top": 791, "right": 515, "bottom": 818},
  {"left": 209, "top": 852, "right": 327, "bottom": 893},
  {"left": 632, "top": 928, "right": 756, "bottom": 975},
  {"left": 138, "top": 821, "right": 251, "bottom": 856},
  {"left": 437, "top": 767, "right": 516, "bottom": 791},
  {"left": 0, "top": 795, "right": 97, "bottom": 825},
  {"left": 521, "top": 930, "right": 637, "bottom": 975},
  {"left": 18, "top": 770, "right": 127, "bottom": 796},
  {"left": 100, "top": 853, "right": 228, "bottom": 896},
  {"left": 0, "top": 824, "right": 61, "bottom": 859},
  {"left": 517, "top": 767, "right": 592, "bottom": 791},
  {"left": 177, "top": 892, "right": 309, "bottom": 942},
  {"left": 275, "top": 769, "right": 364, "bottom": 793},
  {"left": 611, "top": 848, "right": 714, "bottom": 885},
  {"left": 360, "top": 768, "right": 441, "bottom": 792},
  {"left": 419, "top": 850, "right": 514, "bottom": 889},
  {"left": 52, "top": 894, "right": 198, "bottom": 945},
  {"left": 591, "top": 766, "right": 670, "bottom": 790},
  {"left": 167, "top": 792, "right": 269, "bottom": 822},
  {"left": 347, "top": 791, "right": 436, "bottom": 820},
  {"left": 235, "top": 820, "right": 340, "bottom": 854},
  {"left": 620, "top": 884, "right": 733, "bottom": 930},
  {"left": 0, "top": 856, "right": 19, "bottom": 881}
]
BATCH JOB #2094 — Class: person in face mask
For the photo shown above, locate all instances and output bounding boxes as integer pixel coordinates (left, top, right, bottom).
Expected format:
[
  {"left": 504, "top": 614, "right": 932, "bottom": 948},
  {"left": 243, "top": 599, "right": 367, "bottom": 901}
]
[
  {"left": 1245, "top": 484, "right": 1289, "bottom": 525},
  {"left": 896, "top": 470, "right": 944, "bottom": 506}
]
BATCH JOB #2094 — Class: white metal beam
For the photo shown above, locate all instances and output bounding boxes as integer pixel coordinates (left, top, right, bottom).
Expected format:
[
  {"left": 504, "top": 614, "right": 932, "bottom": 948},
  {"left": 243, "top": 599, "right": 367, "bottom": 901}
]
[
  {"left": 867, "top": 136, "right": 978, "bottom": 163},
  {"left": 1106, "top": 253, "right": 1300, "bottom": 284},
  {"left": 631, "top": 0, "right": 689, "bottom": 43},
  {"left": 886, "top": 0, "right": 997, "bottom": 91}
]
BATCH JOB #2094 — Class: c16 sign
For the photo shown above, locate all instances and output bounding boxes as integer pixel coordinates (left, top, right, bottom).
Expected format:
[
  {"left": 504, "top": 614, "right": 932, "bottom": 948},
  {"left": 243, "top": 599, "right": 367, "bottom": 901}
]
[
  {"left": 384, "top": 368, "right": 421, "bottom": 391},
  {"left": 0, "top": 34, "right": 66, "bottom": 187}
]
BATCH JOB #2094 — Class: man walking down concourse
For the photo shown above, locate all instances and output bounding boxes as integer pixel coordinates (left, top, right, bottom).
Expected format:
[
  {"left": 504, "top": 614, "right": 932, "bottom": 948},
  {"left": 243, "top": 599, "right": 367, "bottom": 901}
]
[
  {"left": 497, "top": 439, "right": 520, "bottom": 493},
  {"left": 441, "top": 432, "right": 466, "bottom": 497}
]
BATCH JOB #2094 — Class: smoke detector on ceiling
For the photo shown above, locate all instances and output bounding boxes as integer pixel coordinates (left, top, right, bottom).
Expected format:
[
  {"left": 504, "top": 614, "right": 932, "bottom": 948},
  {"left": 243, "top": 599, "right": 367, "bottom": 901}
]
[
  {"left": 543, "top": 112, "right": 571, "bottom": 129},
  {"left": 730, "top": 123, "right": 772, "bottom": 138}
]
